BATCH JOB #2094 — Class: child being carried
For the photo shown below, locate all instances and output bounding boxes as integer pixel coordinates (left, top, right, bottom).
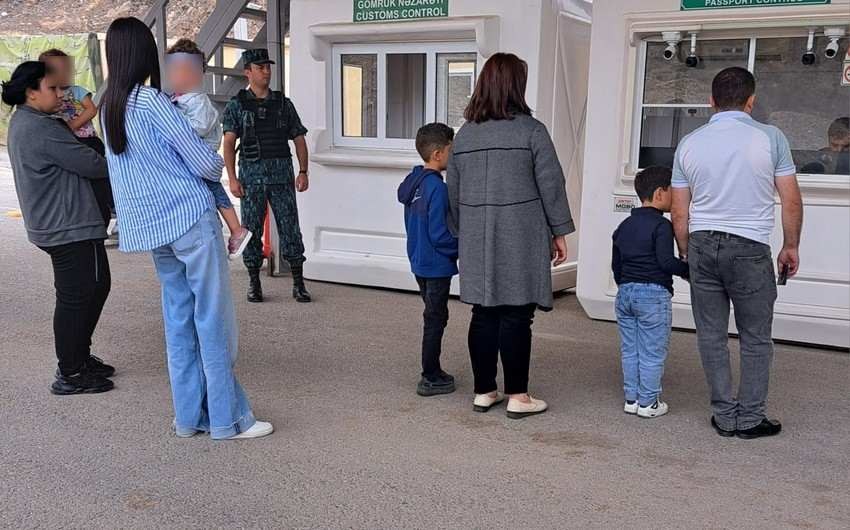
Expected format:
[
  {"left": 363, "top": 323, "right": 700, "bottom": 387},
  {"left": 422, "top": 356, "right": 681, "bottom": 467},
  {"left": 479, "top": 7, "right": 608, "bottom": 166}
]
[{"left": 165, "top": 39, "right": 251, "bottom": 259}]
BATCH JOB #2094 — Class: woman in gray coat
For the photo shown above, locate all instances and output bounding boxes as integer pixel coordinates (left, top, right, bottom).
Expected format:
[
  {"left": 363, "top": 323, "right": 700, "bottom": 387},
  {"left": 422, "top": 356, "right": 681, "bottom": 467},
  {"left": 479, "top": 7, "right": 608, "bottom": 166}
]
[{"left": 447, "top": 53, "right": 574, "bottom": 419}]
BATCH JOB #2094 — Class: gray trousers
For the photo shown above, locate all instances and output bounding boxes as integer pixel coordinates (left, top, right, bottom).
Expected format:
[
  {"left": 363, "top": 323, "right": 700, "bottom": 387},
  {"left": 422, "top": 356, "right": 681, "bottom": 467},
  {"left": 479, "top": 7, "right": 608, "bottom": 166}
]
[{"left": 688, "top": 231, "right": 778, "bottom": 431}]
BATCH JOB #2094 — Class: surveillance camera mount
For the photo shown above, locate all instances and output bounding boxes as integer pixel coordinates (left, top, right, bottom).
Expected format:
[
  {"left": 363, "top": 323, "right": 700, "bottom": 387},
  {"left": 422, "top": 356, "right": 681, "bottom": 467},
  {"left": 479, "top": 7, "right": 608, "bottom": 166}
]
[{"left": 662, "top": 31, "right": 682, "bottom": 47}]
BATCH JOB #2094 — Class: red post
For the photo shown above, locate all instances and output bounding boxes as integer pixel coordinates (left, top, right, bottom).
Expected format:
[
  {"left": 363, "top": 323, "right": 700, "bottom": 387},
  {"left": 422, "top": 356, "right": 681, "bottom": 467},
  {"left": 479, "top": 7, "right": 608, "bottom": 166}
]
[{"left": 262, "top": 204, "right": 272, "bottom": 259}]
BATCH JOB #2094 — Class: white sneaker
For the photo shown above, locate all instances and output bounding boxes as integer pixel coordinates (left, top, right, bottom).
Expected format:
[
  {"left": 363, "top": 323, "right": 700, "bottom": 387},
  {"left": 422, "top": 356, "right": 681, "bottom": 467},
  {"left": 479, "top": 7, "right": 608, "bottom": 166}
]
[
  {"left": 226, "top": 420, "right": 274, "bottom": 439},
  {"left": 624, "top": 401, "right": 638, "bottom": 415},
  {"left": 637, "top": 401, "right": 668, "bottom": 419},
  {"left": 473, "top": 392, "right": 504, "bottom": 413},
  {"left": 506, "top": 396, "right": 548, "bottom": 419}
]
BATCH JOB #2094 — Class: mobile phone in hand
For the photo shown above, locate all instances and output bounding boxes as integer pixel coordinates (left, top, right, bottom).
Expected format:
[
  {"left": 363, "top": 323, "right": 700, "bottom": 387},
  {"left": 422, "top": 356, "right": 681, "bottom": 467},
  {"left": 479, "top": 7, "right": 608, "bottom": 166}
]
[{"left": 777, "top": 264, "right": 789, "bottom": 286}]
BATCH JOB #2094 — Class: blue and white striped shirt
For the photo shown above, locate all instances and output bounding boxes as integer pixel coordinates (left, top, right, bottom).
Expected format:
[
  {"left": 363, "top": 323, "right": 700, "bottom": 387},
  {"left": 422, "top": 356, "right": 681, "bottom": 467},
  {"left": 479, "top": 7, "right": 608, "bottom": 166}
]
[{"left": 104, "top": 85, "right": 223, "bottom": 252}]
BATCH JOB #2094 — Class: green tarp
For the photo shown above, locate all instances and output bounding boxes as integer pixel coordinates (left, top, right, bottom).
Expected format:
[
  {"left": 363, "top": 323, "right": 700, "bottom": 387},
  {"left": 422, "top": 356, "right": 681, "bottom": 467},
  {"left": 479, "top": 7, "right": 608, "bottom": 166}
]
[{"left": 0, "top": 33, "right": 100, "bottom": 145}]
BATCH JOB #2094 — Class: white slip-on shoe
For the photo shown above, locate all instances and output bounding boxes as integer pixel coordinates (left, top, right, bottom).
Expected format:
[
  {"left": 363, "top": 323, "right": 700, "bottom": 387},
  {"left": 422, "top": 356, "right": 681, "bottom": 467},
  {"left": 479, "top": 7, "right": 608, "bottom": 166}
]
[
  {"left": 227, "top": 420, "right": 274, "bottom": 439},
  {"left": 624, "top": 401, "right": 639, "bottom": 415},
  {"left": 473, "top": 392, "right": 505, "bottom": 413},
  {"left": 637, "top": 400, "right": 669, "bottom": 419},
  {"left": 506, "top": 396, "right": 548, "bottom": 419}
]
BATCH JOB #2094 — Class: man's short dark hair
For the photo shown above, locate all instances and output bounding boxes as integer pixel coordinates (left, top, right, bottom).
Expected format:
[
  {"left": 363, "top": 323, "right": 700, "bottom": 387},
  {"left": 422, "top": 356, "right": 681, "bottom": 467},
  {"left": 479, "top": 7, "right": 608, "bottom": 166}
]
[
  {"left": 634, "top": 166, "right": 672, "bottom": 202},
  {"left": 712, "top": 67, "right": 755, "bottom": 110},
  {"left": 415, "top": 123, "right": 454, "bottom": 162}
]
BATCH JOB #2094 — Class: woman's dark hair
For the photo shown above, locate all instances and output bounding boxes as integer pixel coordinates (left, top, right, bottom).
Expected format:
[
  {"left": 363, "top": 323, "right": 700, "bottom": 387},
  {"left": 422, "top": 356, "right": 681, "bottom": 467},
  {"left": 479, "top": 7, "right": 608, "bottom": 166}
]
[
  {"left": 464, "top": 53, "right": 532, "bottom": 123},
  {"left": 100, "top": 17, "right": 161, "bottom": 154},
  {"left": 712, "top": 67, "right": 755, "bottom": 111},
  {"left": 1, "top": 61, "right": 49, "bottom": 107}
]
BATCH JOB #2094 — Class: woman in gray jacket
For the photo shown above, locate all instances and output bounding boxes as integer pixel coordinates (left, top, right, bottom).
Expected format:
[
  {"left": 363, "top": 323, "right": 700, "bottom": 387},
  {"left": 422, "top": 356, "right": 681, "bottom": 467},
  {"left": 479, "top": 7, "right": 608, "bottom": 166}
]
[
  {"left": 3, "top": 61, "right": 115, "bottom": 395},
  {"left": 447, "top": 53, "right": 574, "bottom": 419}
]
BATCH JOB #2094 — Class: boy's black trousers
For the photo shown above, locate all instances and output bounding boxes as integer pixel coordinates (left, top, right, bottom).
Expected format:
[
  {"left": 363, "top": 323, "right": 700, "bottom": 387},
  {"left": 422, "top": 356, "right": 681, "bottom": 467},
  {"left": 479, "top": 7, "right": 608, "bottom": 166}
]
[{"left": 415, "top": 276, "right": 451, "bottom": 380}]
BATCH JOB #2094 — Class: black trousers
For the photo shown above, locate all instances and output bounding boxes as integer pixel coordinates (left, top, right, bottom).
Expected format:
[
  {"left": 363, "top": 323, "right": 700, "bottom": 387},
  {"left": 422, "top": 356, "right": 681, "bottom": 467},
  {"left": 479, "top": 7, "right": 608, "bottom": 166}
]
[
  {"left": 40, "top": 240, "right": 111, "bottom": 375},
  {"left": 416, "top": 276, "right": 451, "bottom": 379},
  {"left": 468, "top": 304, "right": 537, "bottom": 395},
  {"left": 78, "top": 136, "right": 114, "bottom": 226}
]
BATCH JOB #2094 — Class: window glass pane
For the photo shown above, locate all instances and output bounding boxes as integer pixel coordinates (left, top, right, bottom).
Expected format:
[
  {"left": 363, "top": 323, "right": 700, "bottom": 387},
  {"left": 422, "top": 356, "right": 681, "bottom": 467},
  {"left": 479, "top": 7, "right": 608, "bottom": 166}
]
[
  {"left": 437, "top": 53, "right": 477, "bottom": 130},
  {"left": 753, "top": 37, "right": 850, "bottom": 176},
  {"left": 341, "top": 54, "right": 377, "bottom": 138},
  {"left": 644, "top": 39, "right": 750, "bottom": 104},
  {"left": 386, "top": 54, "right": 426, "bottom": 139},
  {"left": 639, "top": 107, "right": 713, "bottom": 168}
]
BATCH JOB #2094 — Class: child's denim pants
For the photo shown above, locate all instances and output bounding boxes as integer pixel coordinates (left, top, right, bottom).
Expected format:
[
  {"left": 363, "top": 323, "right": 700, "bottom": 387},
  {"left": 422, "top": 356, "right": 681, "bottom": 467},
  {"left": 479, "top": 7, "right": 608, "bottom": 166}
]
[{"left": 615, "top": 282, "right": 673, "bottom": 407}]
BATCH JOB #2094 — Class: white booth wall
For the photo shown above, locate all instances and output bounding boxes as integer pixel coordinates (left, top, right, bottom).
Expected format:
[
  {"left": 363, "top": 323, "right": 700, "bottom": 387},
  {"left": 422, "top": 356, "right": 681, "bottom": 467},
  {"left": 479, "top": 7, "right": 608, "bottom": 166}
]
[
  {"left": 577, "top": 0, "right": 850, "bottom": 348},
  {"left": 289, "top": 0, "right": 591, "bottom": 293}
]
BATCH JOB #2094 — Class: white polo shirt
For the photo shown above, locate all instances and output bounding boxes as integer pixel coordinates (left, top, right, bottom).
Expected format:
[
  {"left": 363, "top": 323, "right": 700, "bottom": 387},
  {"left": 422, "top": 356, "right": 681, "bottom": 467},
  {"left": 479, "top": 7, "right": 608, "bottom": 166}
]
[{"left": 671, "top": 110, "right": 796, "bottom": 245}]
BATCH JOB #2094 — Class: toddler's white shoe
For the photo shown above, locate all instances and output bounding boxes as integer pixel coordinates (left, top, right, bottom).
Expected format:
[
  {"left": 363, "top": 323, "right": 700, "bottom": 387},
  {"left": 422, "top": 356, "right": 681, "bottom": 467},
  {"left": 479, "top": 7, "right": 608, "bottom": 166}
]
[
  {"left": 637, "top": 400, "right": 668, "bottom": 419},
  {"left": 624, "top": 401, "right": 638, "bottom": 415}
]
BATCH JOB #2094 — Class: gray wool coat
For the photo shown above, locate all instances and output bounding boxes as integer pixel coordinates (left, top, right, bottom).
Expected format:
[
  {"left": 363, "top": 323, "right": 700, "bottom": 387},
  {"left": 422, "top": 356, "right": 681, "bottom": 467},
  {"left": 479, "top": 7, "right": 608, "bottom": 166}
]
[{"left": 446, "top": 114, "right": 574, "bottom": 310}]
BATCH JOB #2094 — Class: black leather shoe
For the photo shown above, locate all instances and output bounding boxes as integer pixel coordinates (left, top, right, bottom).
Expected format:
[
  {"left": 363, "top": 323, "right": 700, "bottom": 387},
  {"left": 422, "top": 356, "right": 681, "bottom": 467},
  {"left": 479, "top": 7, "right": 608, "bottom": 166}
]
[
  {"left": 51, "top": 371, "right": 114, "bottom": 395},
  {"left": 292, "top": 282, "right": 312, "bottom": 303},
  {"left": 736, "top": 418, "right": 782, "bottom": 440},
  {"left": 247, "top": 268, "right": 263, "bottom": 303},
  {"left": 417, "top": 376, "right": 456, "bottom": 397},
  {"left": 711, "top": 416, "right": 736, "bottom": 437},
  {"left": 56, "top": 355, "right": 115, "bottom": 379}
]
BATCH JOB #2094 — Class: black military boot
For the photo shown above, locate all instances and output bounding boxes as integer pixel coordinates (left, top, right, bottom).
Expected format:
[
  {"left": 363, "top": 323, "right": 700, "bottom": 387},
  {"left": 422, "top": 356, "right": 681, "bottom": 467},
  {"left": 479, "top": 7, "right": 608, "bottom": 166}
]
[
  {"left": 247, "top": 268, "right": 264, "bottom": 303},
  {"left": 291, "top": 264, "right": 312, "bottom": 303}
]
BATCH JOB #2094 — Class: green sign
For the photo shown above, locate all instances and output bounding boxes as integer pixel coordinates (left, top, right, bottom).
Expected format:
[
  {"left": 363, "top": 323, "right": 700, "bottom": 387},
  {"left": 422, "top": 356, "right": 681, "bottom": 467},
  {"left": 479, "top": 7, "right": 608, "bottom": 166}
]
[
  {"left": 682, "top": 0, "right": 830, "bottom": 9},
  {"left": 354, "top": 0, "right": 449, "bottom": 23}
]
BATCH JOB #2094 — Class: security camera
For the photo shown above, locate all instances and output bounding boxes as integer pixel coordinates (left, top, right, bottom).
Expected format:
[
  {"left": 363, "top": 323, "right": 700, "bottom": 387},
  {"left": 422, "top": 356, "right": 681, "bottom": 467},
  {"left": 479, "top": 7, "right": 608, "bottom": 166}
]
[
  {"left": 685, "top": 32, "right": 700, "bottom": 68},
  {"left": 824, "top": 27, "right": 845, "bottom": 59},
  {"left": 662, "top": 31, "right": 681, "bottom": 61},
  {"left": 802, "top": 28, "right": 816, "bottom": 65}
]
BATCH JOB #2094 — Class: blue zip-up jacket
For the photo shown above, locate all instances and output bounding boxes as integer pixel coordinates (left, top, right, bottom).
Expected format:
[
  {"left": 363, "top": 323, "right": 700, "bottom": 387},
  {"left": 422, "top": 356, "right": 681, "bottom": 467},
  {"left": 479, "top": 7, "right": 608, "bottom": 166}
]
[{"left": 397, "top": 166, "right": 458, "bottom": 278}]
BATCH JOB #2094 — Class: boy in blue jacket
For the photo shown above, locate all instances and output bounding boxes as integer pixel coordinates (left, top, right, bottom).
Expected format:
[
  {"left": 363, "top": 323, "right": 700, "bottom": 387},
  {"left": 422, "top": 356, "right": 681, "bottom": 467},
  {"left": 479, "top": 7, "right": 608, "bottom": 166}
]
[{"left": 398, "top": 123, "right": 458, "bottom": 397}]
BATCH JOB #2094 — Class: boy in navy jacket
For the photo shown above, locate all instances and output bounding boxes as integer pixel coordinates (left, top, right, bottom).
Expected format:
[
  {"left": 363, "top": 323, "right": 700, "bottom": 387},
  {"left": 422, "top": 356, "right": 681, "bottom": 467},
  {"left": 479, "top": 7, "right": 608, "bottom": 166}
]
[
  {"left": 612, "top": 166, "right": 689, "bottom": 419},
  {"left": 398, "top": 123, "right": 458, "bottom": 397}
]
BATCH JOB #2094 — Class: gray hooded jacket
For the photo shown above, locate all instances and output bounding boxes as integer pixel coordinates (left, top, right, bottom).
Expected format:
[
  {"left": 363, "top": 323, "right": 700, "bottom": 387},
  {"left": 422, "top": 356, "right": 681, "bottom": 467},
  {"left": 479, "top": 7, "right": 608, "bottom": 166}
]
[{"left": 7, "top": 105, "right": 108, "bottom": 247}]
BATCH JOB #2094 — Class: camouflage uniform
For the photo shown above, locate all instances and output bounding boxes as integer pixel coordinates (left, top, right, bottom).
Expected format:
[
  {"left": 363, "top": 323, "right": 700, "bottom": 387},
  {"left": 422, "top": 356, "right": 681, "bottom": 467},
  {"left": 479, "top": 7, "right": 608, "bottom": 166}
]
[{"left": 222, "top": 88, "right": 308, "bottom": 272}]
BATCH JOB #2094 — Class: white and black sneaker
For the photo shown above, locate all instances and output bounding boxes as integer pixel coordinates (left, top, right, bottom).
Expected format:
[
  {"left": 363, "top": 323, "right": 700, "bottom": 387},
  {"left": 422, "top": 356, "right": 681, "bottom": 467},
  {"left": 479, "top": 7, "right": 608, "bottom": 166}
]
[
  {"left": 624, "top": 400, "right": 638, "bottom": 415},
  {"left": 637, "top": 400, "right": 668, "bottom": 419}
]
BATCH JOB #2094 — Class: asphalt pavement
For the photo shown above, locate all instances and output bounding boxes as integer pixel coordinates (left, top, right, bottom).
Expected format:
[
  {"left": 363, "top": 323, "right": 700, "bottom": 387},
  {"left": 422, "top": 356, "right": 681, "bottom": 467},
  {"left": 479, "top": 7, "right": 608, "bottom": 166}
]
[{"left": 0, "top": 151, "right": 848, "bottom": 529}]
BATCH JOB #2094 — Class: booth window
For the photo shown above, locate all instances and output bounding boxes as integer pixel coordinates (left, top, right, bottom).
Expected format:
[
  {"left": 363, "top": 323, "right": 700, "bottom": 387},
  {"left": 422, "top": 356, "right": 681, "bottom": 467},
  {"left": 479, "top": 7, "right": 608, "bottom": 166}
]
[
  {"left": 341, "top": 54, "right": 378, "bottom": 138},
  {"left": 635, "top": 34, "right": 849, "bottom": 176},
  {"left": 333, "top": 44, "right": 477, "bottom": 149}
]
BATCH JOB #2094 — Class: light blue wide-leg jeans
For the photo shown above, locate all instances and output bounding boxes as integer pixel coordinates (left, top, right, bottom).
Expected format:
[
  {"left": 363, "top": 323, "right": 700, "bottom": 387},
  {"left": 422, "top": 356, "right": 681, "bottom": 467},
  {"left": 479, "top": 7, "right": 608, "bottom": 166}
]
[{"left": 151, "top": 209, "right": 255, "bottom": 439}]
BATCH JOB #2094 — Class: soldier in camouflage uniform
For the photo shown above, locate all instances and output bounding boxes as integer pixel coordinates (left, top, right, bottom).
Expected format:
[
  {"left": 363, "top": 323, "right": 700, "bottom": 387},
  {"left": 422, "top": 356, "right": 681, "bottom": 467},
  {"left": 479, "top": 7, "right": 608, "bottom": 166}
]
[{"left": 222, "top": 49, "right": 312, "bottom": 303}]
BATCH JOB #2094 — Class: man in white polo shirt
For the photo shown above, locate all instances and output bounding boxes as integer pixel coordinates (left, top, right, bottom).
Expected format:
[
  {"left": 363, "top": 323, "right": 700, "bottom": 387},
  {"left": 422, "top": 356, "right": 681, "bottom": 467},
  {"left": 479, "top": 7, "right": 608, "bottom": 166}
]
[{"left": 671, "top": 67, "right": 803, "bottom": 440}]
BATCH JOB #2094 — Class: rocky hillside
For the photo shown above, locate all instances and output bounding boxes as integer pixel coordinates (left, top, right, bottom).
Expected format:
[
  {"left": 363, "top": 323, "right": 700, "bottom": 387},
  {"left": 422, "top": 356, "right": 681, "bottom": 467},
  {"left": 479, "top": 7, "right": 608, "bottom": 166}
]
[{"left": 0, "top": 0, "right": 218, "bottom": 37}]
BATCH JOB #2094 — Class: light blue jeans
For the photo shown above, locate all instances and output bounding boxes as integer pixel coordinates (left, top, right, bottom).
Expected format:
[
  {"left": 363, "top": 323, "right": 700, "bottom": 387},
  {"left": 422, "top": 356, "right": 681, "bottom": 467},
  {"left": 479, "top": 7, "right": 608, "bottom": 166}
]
[
  {"left": 151, "top": 209, "right": 255, "bottom": 439},
  {"left": 615, "top": 283, "right": 673, "bottom": 407}
]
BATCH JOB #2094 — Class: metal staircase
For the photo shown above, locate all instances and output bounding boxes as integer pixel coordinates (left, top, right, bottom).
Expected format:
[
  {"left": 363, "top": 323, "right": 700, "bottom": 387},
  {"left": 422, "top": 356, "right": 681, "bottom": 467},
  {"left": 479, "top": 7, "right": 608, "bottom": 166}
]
[{"left": 142, "top": 0, "right": 289, "bottom": 107}]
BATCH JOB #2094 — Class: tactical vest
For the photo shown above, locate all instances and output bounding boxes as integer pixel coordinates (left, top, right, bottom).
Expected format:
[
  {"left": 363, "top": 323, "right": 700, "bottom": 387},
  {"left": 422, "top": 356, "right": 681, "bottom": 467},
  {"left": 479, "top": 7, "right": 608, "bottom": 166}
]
[{"left": 237, "top": 89, "right": 292, "bottom": 162}]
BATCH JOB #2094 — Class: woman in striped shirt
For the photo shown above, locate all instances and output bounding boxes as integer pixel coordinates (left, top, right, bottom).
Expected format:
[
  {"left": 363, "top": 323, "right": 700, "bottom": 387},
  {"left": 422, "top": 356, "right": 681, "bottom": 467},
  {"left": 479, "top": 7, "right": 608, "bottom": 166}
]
[{"left": 99, "top": 17, "right": 272, "bottom": 440}]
